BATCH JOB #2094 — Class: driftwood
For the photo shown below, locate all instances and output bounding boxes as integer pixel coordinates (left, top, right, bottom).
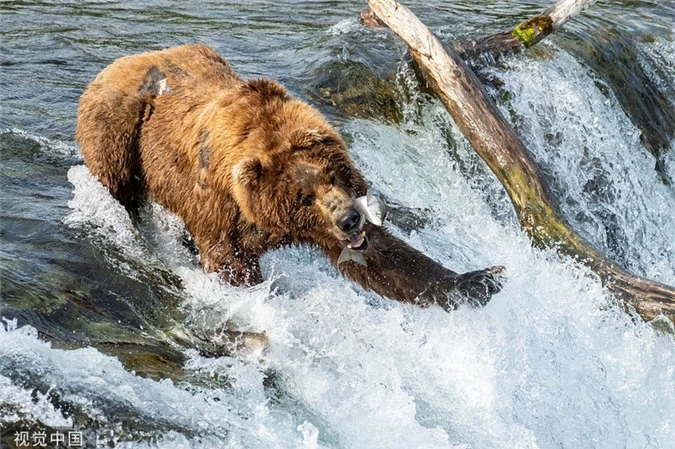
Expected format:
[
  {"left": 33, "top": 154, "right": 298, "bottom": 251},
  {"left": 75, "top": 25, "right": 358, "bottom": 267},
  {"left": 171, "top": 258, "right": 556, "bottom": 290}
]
[
  {"left": 367, "top": 0, "right": 675, "bottom": 323},
  {"left": 362, "top": 0, "right": 597, "bottom": 61},
  {"left": 456, "top": 0, "right": 597, "bottom": 61}
]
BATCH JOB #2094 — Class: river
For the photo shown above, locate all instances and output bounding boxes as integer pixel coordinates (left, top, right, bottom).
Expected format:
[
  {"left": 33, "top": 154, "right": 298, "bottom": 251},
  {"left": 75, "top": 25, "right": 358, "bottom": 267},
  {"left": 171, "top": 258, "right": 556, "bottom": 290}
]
[{"left": 1, "top": 1, "right": 674, "bottom": 448}]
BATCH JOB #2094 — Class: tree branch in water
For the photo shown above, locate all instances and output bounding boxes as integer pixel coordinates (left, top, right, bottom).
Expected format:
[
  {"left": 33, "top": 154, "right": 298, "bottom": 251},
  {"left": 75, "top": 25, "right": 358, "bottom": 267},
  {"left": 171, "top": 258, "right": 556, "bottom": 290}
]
[{"left": 361, "top": 0, "right": 598, "bottom": 61}]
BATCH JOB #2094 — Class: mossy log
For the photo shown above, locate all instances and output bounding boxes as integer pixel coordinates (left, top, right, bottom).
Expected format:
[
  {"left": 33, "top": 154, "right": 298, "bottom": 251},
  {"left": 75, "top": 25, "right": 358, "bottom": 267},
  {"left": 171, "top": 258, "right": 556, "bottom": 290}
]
[
  {"left": 455, "top": 0, "right": 597, "bottom": 61},
  {"left": 367, "top": 0, "right": 675, "bottom": 323},
  {"left": 362, "top": 0, "right": 597, "bottom": 61}
]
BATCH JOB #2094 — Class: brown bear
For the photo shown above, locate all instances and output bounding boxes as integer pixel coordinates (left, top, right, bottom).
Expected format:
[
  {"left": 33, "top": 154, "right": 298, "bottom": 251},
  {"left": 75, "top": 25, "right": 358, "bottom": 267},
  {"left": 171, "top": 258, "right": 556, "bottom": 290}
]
[{"left": 76, "top": 44, "right": 503, "bottom": 311}]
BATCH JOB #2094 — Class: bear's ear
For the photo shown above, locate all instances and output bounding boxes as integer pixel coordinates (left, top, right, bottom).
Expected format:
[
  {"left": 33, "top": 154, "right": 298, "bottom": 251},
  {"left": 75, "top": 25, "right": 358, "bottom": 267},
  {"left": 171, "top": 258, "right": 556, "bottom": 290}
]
[
  {"left": 232, "top": 157, "right": 263, "bottom": 188},
  {"left": 290, "top": 128, "right": 340, "bottom": 150},
  {"left": 240, "top": 79, "right": 288, "bottom": 101}
]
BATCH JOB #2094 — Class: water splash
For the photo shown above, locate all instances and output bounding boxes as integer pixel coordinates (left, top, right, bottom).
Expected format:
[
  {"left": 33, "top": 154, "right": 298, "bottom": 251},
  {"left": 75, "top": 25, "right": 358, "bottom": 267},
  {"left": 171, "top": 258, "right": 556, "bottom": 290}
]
[
  {"left": 488, "top": 44, "right": 675, "bottom": 284},
  {"left": 2, "top": 127, "right": 82, "bottom": 162}
]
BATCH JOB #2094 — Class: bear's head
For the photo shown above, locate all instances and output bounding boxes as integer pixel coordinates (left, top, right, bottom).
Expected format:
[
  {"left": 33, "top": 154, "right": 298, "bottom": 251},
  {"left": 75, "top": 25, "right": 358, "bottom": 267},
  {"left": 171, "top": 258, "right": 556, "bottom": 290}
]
[{"left": 228, "top": 80, "right": 370, "bottom": 251}]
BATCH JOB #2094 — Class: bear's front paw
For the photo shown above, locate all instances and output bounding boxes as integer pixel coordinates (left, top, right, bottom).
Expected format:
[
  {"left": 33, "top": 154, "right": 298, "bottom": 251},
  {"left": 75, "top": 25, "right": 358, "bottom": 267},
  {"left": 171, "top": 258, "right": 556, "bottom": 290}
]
[{"left": 455, "top": 265, "right": 505, "bottom": 307}]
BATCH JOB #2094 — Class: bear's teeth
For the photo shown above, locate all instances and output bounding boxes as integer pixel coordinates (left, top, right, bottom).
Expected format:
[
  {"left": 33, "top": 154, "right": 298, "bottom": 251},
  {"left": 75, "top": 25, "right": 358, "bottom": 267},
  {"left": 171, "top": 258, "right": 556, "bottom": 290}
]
[{"left": 347, "top": 233, "right": 365, "bottom": 248}]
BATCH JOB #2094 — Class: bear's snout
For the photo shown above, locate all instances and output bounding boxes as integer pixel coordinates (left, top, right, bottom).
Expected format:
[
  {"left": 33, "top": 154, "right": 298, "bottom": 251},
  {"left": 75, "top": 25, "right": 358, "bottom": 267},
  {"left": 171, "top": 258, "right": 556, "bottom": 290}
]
[{"left": 337, "top": 207, "right": 362, "bottom": 234}]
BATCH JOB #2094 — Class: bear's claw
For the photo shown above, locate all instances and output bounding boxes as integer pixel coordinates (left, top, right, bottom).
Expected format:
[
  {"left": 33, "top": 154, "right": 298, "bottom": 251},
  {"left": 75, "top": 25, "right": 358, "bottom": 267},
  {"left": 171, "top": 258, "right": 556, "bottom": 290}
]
[{"left": 455, "top": 265, "right": 506, "bottom": 308}]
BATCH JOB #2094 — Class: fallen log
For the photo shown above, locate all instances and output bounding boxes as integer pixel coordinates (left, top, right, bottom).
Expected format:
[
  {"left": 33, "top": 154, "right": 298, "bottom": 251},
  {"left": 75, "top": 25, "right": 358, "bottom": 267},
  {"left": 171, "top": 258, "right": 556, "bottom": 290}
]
[
  {"left": 367, "top": 0, "right": 675, "bottom": 323},
  {"left": 456, "top": 0, "right": 597, "bottom": 61},
  {"left": 362, "top": 0, "right": 597, "bottom": 61}
]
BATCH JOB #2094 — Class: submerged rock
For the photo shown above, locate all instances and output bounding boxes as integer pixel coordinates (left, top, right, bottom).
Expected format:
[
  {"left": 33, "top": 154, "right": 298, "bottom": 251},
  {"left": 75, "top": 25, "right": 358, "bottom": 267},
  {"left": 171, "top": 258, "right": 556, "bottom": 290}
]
[{"left": 305, "top": 59, "right": 403, "bottom": 124}]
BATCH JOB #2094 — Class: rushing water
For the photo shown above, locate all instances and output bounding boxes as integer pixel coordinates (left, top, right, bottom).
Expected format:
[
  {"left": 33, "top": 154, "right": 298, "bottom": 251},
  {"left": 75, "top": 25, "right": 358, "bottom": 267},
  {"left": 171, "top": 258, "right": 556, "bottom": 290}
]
[{"left": 1, "top": 1, "right": 675, "bottom": 448}]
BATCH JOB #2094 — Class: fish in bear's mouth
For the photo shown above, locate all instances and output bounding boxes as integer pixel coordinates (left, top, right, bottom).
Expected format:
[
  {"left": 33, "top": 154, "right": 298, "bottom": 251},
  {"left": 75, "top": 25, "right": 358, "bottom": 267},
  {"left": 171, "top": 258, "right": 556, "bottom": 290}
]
[{"left": 336, "top": 191, "right": 386, "bottom": 266}]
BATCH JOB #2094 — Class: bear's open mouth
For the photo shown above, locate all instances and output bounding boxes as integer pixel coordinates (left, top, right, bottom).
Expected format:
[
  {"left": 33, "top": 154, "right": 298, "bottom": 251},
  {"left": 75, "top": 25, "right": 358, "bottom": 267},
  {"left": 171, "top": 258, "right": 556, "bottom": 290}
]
[{"left": 342, "top": 231, "right": 369, "bottom": 251}]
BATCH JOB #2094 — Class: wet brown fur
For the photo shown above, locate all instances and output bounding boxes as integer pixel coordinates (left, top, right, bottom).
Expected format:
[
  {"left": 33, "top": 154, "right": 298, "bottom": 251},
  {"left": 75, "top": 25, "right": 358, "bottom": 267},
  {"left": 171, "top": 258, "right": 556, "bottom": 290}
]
[{"left": 77, "top": 44, "right": 502, "bottom": 308}]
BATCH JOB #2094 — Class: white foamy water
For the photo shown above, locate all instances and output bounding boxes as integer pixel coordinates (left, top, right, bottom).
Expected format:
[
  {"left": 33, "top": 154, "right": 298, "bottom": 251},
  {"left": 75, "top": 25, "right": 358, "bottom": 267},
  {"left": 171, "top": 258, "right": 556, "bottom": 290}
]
[
  {"left": 2, "top": 41, "right": 675, "bottom": 449},
  {"left": 489, "top": 44, "right": 675, "bottom": 284}
]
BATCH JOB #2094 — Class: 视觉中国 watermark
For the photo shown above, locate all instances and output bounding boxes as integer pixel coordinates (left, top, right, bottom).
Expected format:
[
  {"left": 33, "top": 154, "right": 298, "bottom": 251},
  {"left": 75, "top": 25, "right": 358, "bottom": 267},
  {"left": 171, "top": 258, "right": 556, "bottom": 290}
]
[{"left": 1, "top": 424, "right": 97, "bottom": 448}]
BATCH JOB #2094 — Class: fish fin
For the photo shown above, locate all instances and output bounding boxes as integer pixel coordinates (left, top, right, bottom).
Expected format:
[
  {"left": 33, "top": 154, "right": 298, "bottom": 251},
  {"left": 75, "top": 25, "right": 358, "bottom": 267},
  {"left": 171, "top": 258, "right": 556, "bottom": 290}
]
[
  {"left": 337, "top": 248, "right": 350, "bottom": 266},
  {"left": 337, "top": 248, "right": 368, "bottom": 267},
  {"left": 351, "top": 251, "right": 368, "bottom": 267},
  {"left": 380, "top": 202, "right": 388, "bottom": 224}
]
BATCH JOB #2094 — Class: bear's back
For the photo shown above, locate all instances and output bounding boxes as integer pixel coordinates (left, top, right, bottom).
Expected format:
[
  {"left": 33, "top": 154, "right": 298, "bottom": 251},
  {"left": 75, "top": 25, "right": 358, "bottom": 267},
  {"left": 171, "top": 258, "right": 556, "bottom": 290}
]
[{"left": 90, "top": 43, "right": 242, "bottom": 98}]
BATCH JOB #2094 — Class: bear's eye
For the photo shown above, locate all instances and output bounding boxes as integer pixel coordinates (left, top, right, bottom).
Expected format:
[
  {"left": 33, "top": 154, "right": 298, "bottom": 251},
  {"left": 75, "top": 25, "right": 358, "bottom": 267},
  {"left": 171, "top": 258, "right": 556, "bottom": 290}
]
[{"left": 299, "top": 194, "right": 314, "bottom": 207}]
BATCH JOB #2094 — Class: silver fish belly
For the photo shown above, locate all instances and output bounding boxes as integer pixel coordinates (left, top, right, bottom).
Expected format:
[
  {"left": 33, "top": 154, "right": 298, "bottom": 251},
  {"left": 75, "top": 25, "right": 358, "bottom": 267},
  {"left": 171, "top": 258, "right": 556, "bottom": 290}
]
[{"left": 353, "top": 191, "right": 387, "bottom": 227}]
